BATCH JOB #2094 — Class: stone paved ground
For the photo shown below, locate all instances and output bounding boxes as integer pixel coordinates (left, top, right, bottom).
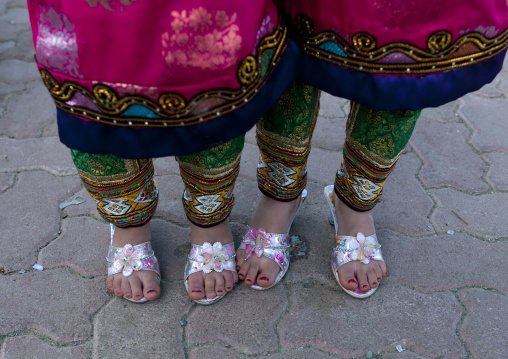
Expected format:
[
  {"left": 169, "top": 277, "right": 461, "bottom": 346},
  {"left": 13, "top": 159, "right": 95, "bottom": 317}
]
[{"left": 1, "top": 1, "right": 508, "bottom": 358}]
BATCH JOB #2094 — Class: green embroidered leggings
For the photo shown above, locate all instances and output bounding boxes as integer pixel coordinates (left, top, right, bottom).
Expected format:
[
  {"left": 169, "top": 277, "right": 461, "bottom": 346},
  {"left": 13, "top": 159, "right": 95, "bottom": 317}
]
[{"left": 71, "top": 83, "right": 420, "bottom": 228}]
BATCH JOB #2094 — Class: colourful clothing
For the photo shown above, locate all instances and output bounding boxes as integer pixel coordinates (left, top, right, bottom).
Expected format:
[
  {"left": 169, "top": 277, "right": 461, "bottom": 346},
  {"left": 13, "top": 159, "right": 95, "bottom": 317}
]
[
  {"left": 279, "top": 0, "right": 508, "bottom": 110},
  {"left": 27, "top": 0, "right": 295, "bottom": 158}
]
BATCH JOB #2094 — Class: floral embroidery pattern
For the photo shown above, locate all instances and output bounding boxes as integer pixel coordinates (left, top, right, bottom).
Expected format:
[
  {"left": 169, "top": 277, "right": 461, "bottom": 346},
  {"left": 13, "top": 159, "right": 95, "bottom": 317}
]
[
  {"left": 85, "top": 0, "right": 138, "bottom": 12},
  {"left": 162, "top": 7, "right": 242, "bottom": 70},
  {"left": 36, "top": 7, "right": 82, "bottom": 78}
]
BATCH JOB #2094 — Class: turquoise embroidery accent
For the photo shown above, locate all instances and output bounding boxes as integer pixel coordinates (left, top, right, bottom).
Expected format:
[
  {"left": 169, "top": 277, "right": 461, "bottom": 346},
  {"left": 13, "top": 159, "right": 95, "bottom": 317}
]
[
  {"left": 121, "top": 105, "right": 162, "bottom": 119},
  {"left": 318, "top": 41, "right": 347, "bottom": 57}
]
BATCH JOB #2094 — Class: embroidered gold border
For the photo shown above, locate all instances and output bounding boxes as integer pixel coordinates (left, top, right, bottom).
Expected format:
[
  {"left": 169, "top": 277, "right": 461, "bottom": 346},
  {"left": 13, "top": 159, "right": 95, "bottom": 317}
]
[
  {"left": 76, "top": 158, "right": 150, "bottom": 184},
  {"left": 295, "top": 13, "right": 508, "bottom": 75},
  {"left": 39, "top": 16, "right": 288, "bottom": 128}
]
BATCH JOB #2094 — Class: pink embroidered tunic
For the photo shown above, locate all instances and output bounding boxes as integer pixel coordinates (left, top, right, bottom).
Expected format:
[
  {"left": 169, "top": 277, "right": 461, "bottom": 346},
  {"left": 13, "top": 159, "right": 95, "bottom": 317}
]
[{"left": 27, "top": 0, "right": 508, "bottom": 158}]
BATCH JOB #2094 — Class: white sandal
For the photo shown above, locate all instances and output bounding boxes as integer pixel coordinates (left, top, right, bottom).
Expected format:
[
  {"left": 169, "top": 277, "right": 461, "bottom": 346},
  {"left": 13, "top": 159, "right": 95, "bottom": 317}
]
[
  {"left": 107, "top": 225, "right": 160, "bottom": 303},
  {"left": 184, "top": 241, "right": 236, "bottom": 305},
  {"left": 324, "top": 185, "right": 384, "bottom": 299},
  {"left": 239, "top": 189, "right": 307, "bottom": 290}
]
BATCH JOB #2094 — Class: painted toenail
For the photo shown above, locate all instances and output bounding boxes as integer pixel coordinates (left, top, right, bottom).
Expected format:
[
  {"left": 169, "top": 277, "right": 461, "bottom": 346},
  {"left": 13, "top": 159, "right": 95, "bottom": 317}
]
[
  {"left": 348, "top": 279, "right": 357, "bottom": 284},
  {"left": 226, "top": 286, "right": 232, "bottom": 290},
  {"left": 192, "top": 290, "right": 202, "bottom": 293},
  {"left": 147, "top": 290, "right": 156, "bottom": 293},
  {"left": 246, "top": 279, "right": 252, "bottom": 284},
  {"left": 217, "top": 290, "right": 223, "bottom": 294},
  {"left": 373, "top": 282, "right": 378, "bottom": 285},
  {"left": 259, "top": 276, "right": 269, "bottom": 281}
]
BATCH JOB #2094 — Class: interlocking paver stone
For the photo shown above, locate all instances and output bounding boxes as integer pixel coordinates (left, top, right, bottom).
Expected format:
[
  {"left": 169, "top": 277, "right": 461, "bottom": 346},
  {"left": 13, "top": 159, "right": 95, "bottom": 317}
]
[
  {"left": 307, "top": 146, "right": 341, "bottom": 185},
  {"left": 0, "top": 59, "right": 39, "bottom": 83},
  {"left": 382, "top": 352, "right": 428, "bottom": 359},
  {"left": 0, "top": 136, "right": 75, "bottom": 174},
  {"left": 484, "top": 152, "right": 508, "bottom": 191},
  {"left": 458, "top": 288, "right": 508, "bottom": 359},
  {"left": 186, "top": 284, "right": 287, "bottom": 354},
  {"left": 1, "top": 81, "right": 56, "bottom": 138},
  {"left": 152, "top": 174, "right": 187, "bottom": 225},
  {"left": 153, "top": 156, "right": 180, "bottom": 176},
  {"left": 0, "top": 81, "right": 24, "bottom": 106},
  {"left": 382, "top": 230, "right": 508, "bottom": 294},
  {"left": 0, "top": 336, "right": 90, "bottom": 359},
  {"left": 374, "top": 153, "right": 435, "bottom": 236},
  {"left": 473, "top": 78, "right": 503, "bottom": 98},
  {"left": 458, "top": 94, "right": 508, "bottom": 152},
  {"left": 38, "top": 216, "right": 110, "bottom": 276},
  {"left": 238, "top": 141, "right": 259, "bottom": 182},
  {"left": 420, "top": 100, "right": 460, "bottom": 124},
  {"left": 319, "top": 92, "right": 348, "bottom": 119},
  {"left": 278, "top": 282, "right": 464, "bottom": 358},
  {"left": 311, "top": 116, "right": 347, "bottom": 152},
  {"left": 0, "top": 171, "right": 15, "bottom": 192},
  {"left": 0, "top": 171, "right": 80, "bottom": 272},
  {"left": 92, "top": 281, "right": 191, "bottom": 359},
  {"left": 410, "top": 117, "right": 488, "bottom": 192},
  {"left": 189, "top": 346, "right": 340, "bottom": 359},
  {"left": 0, "top": 29, "right": 33, "bottom": 61},
  {"left": 0, "top": 267, "right": 109, "bottom": 342},
  {"left": 430, "top": 188, "right": 508, "bottom": 239},
  {"left": 499, "top": 70, "right": 508, "bottom": 95}
]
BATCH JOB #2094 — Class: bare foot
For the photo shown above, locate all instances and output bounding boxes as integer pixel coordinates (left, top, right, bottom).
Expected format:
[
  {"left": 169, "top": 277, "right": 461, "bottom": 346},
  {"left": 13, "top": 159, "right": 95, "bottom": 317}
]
[
  {"left": 106, "top": 222, "right": 161, "bottom": 301},
  {"left": 186, "top": 220, "right": 239, "bottom": 301},
  {"left": 334, "top": 193, "right": 387, "bottom": 293},
  {"left": 236, "top": 194, "right": 302, "bottom": 288}
]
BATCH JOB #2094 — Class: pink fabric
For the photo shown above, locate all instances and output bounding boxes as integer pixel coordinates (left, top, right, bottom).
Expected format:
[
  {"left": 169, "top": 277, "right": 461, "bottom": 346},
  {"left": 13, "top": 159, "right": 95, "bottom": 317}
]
[
  {"left": 27, "top": 0, "right": 278, "bottom": 100},
  {"left": 279, "top": 0, "right": 508, "bottom": 47}
]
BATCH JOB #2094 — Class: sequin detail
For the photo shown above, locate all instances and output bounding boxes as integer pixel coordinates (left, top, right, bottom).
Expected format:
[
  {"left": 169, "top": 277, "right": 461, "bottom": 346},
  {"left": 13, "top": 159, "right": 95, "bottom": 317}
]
[{"left": 107, "top": 241, "right": 159, "bottom": 278}]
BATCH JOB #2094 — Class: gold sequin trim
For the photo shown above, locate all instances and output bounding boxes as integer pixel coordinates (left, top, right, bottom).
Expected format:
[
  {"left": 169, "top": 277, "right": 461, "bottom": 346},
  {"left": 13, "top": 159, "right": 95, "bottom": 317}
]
[
  {"left": 295, "top": 13, "right": 508, "bottom": 75},
  {"left": 40, "top": 16, "right": 288, "bottom": 128}
]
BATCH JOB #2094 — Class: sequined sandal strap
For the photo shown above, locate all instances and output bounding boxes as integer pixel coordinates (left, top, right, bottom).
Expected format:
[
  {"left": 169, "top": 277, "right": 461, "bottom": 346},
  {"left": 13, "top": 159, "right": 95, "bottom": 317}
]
[
  {"left": 184, "top": 242, "right": 236, "bottom": 281},
  {"left": 331, "top": 232, "right": 384, "bottom": 273},
  {"left": 239, "top": 227, "right": 290, "bottom": 273},
  {"left": 106, "top": 241, "right": 160, "bottom": 278}
]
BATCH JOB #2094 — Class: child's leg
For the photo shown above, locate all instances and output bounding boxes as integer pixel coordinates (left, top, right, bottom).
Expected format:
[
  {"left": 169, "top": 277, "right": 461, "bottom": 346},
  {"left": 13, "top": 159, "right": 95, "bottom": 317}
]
[
  {"left": 334, "top": 102, "right": 420, "bottom": 292},
  {"left": 237, "top": 82, "right": 321, "bottom": 288},
  {"left": 177, "top": 136, "right": 244, "bottom": 301},
  {"left": 71, "top": 150, "right": 160, "bottom": 301}
]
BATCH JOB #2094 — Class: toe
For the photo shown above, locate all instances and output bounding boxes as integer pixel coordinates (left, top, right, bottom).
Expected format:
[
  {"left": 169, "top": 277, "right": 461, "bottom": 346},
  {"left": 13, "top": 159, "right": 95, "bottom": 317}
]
[
  {"left": 130, "top": 276, "right": 144, "bottom": 301},
  {"left": 142, "top": 272, "right": 160, "bottom": 301},
  {"left": 379, "top": 260, "right": 387, "bottom": 277},
  {"left": 256, "top": 258, "right": 280, "bottom": 288},
  {"left": 106, "top": 276, "right": 115, "bottom": 293},
  {"left": 367, "top": 267, "right": 379, "bottom": 289},
  {"left": 235, "top": 249, "right": 245, "bottom": 270},
  {"left": 214, "top": 275, "right": 225, "bottom": 296},
  {"left": 187, "top": 272, "right": 206, "bottom": 301},
  {"left": 121, "top": 278, "right": 132, "bottom": 299},
  {"left": 244, "top": 261, "right": 260, "bottom": 286},
  {"left": 224, "top": 271, "right": 235, "bottom": 292},
  {"left": 372, "top": 261, "right": 383, "bottom": 282},
  {"left": 204, "top": 273, "right": 217, "bottom": 299},
  {"left": 338, "top": 263, "right": 359, "bottom": 291},
  {"left": 237, "top": 258, "right": 250, "bottom": 281},
  {"left": 113, "top": 275, "right": 124, "bottom": 297},
  {"left": 356, "top": 266, "right": 371, "bottom": 292}
]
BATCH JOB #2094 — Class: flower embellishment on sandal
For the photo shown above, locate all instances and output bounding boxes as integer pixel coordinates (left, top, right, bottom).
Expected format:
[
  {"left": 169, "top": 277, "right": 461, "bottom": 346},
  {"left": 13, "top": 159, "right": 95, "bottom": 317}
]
[
  {"left": 111, "top": 244, "right": 143, "bottom": 277},
  {"left": 243, "top": 228, "right": 271, "bottom": 259},
  {"left": 338, "top": 232, "right": 381, "bottom": 265},
  {"left": 196, "top": 242, "right": 230, "bottom": 273}
]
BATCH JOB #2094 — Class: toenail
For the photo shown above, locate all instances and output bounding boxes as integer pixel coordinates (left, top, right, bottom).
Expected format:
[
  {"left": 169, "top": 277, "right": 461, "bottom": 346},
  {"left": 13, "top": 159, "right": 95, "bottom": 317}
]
[
  {"left": 259, "top": 276, "right": 269, "bottom": 282},
  {"left": 147, "top": 290, "right": 156, "bottom": 294},
  {"left": 217, "top": 290, "right": 223, "bottom": 294},
  {"left": 192, "top": 290, "right": 202, "bottom": 293},
  {"left": 246, "top": 279, "right": 252, "bottom": 284},
  {"left": 348, "top": 279, "right": 357, "bottom": 284},
  {"left": 372, "top": 282, "right": 378, "bottom": 285},
  {"left": 238, "top": 273, "right": 245, "bottom": 279},
  {"left": 236, "top": 266, "right": 240, "bottom": 270},
  {"left": 226, "top": 286, "right": 232, "bottom": 290}
]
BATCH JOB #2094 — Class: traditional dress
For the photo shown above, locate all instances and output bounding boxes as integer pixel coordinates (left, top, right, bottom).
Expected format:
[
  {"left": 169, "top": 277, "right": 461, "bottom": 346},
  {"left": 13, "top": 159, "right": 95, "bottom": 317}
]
[
  {"left": 280, "top": 0, "right": 508, "bottom": 110},
  {"left": 27, "top": 1, "right": 508, "bottom": 226}
]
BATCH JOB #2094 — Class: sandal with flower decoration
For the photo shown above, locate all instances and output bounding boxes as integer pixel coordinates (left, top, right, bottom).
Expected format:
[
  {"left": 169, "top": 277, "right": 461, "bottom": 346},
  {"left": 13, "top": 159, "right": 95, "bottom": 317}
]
[
  {"left": 184, "top": 241, "right": 236, "bottom": 305},
  {"left": 107, "top": 225, "right": 160, "bottom": 303},
  {"left": 239, "top": 189, "right": 307, "bottom": 290},
  {"left": 324, "top": 185, "right": 384, "bottom": 299}
]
